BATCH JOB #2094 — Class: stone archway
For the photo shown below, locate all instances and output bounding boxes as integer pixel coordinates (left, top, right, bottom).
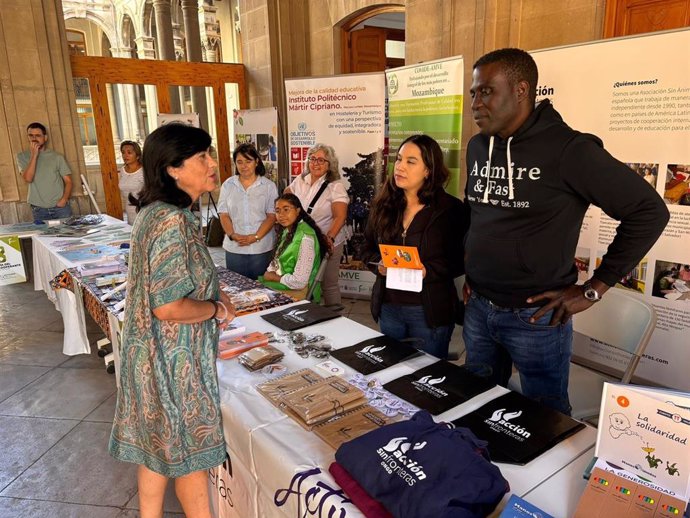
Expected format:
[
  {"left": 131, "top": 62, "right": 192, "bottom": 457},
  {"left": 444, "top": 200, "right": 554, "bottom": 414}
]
[{"left": 337, "top": 4, "right": 405, "bottom": 74}]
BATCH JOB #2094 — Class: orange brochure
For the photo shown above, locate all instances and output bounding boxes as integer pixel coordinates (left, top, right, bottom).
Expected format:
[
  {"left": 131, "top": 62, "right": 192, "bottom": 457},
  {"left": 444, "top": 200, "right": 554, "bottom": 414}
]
[{"left": 378, "top": 244, "right": 423, "bottom": 269}]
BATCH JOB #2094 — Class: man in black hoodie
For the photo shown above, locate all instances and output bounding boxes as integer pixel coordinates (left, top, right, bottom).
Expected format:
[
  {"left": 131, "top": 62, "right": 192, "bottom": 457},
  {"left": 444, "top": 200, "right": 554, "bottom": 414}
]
[{"left": 462, "top": 48, "right": 669, "bottom": 415}]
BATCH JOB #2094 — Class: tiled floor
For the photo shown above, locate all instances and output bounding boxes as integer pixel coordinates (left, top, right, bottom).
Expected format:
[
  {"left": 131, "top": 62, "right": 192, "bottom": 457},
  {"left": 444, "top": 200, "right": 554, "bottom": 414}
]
[{"left": 0, "top": 247, "right": 465, "bottom": 517}]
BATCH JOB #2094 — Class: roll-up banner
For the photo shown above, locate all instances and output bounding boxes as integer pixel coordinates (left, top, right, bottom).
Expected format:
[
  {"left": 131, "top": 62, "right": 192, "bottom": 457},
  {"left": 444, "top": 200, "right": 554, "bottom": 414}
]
[
  {"left": 0, "top": 236, "right": 26, "bottom": 285},
  {"left": 285, "top": 73, "right": 386, "bottom": 298},
  {"left": 532, "top": 29, "right": 690, "bottom": 390},
  {"left": 231, "top": 107, "right": 280, "bottom": 186},
  {"left": 385, "top": 56, "right": 464, "bottom": 197}
]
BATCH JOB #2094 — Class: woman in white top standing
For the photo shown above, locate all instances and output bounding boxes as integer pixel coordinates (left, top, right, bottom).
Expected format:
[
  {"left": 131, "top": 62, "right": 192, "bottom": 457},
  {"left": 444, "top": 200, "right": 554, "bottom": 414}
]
[
  {"left": 218, "top": 143, "right": 278, "bottom": 280},
  {"left": 286, "top": 143, "right": 349, "bottom": 308},
  {"left": 118, "top": 140, "right": 145, "bottom": 225}
]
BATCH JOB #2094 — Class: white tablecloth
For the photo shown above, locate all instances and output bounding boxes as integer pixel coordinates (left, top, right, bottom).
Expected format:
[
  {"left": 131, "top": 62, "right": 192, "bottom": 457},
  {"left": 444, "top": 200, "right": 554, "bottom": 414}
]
[
  {"left": 31, "top": 215, "right": 124, "bottom": 355},
  {"left": 212, "top": 301, "right": 596, "bottom": 518}
]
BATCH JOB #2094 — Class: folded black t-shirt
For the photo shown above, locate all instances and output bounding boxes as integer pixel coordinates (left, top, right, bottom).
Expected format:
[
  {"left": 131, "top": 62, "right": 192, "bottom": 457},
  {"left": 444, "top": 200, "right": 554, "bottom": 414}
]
[
  {"left": 260, "top": 303, "right": 341, "bottom": 331},
  {"left": 383, "top": 361, "right": 495, "bottom": 415},
  {"left": 452, "top": 391, "right": 585, "bottom": 465},
  {"left": 331, "top": 336, "right": 422, "bottom": 375}
]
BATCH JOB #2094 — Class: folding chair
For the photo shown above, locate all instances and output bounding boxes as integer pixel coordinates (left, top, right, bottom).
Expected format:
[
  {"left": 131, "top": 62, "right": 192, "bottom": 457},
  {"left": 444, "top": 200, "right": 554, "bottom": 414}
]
[
  {"left": 509, "top": 288, "right": 656, "bottom": 422},
  {"left": 305, "top": 253, "right": 330, "bottom": 302}
]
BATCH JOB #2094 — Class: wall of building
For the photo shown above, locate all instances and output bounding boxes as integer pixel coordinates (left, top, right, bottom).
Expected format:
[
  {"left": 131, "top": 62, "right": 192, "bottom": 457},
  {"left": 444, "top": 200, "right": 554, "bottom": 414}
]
[
  {"left": 0, "top": 0, "right": 88, "bottom": 223},
  {"left": 0, "top": 0, "right": 606, "bottom": 222},
  {"left": 239, "top": 0, "right": 605, "bottom": 187}
]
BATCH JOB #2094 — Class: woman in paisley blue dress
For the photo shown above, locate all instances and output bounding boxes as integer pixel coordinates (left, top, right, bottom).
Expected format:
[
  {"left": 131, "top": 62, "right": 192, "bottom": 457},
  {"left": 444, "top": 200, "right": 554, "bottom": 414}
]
[{"left": 109, "top": 123, "right": 235, "bottom": 518}]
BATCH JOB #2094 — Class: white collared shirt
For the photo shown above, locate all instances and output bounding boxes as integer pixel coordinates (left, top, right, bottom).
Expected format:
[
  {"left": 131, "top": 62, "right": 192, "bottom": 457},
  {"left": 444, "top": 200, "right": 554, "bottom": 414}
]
[
  {"left": 218, "top": 175, "right": 278, "bottom": 254},
  {"left": 288, "top": 173, "right": 349, "bottom": 245}
]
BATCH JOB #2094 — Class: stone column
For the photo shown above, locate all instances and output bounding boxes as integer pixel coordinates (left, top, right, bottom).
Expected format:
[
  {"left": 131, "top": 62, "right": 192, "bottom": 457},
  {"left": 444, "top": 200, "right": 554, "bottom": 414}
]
[
  {"left": 152, "top": 0, "right": 181, "bottom": 113},
  {"left": 0, "top": 0, "right": 87, "bottom": 222},
  {"left": 181, "top": 0, "right": 209, "bottom": 130},
  {"left": 135, "top": 36, "right": 162, "bottom": 133},
  {"left": 106, "top": 83, "right": 121, "bottom": 141},
  {"left": 110, "top": 47, "right": 142, "bottom": 142}
]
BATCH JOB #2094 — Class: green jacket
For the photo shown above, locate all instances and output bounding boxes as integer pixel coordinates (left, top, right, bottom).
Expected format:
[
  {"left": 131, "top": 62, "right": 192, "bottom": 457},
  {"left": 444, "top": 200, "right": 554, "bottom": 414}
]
[{"left": 261, "top": 221, "right": 322, "bottom": 301}]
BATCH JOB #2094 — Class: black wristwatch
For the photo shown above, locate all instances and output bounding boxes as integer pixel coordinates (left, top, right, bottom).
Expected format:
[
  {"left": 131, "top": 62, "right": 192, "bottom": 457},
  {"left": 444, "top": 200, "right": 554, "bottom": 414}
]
[{"left": 582, "top": 280, "right": 602, "bottom": 302}]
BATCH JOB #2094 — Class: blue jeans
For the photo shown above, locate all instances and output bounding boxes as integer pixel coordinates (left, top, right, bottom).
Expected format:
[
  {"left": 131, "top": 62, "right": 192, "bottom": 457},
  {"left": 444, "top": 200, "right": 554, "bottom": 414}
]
[
  {"left": 463, "top": 292, "right": 573, "bottom": 415},
  {"left": 31, "top": 204, "right": 72, "bottom": 221},
  {"left": 379, "top": 303, "right": 454, "bottom": 359},
  {"left": 225, "top": 251, "right": 273, "bottom": 280}
]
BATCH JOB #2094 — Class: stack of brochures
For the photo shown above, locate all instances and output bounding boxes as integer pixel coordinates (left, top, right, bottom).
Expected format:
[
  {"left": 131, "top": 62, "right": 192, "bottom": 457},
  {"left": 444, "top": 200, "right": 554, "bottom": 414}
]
[{"left": 256, "top": 369, "right": 369, "bottom": 430}]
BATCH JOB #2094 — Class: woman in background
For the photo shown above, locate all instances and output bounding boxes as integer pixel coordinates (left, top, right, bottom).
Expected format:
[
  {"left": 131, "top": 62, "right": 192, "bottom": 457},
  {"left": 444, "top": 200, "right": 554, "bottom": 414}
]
[
  {"left": 110, "top": 124, "right": 234, "bottom": 518},
  {"left": 260, "top": 193, "right": 328, "bottom": 301},
  {"left": 218, "top": 143, "right": 278, "bottom": 279},
  {"left": 364, "top": 134, "right": 467, "bottom": 359},
  {"left": 286, "top": 143, "right": 349, "bottom": 309},
  {"left": 118, "top": 140, "right": 144, "bottom": 225}
]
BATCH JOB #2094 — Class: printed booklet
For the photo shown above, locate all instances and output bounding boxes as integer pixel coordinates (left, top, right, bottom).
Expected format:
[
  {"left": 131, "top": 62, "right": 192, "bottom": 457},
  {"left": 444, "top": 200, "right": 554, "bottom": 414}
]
[{"left": 595, "top": 382, "right": 690, "bottom": 500}]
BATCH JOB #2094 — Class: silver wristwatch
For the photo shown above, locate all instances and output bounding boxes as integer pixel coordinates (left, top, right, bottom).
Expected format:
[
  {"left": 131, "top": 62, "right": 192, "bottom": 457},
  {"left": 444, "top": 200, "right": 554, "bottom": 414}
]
[{"left": 582, "top": 280, "right": 602, "bottom": 302}]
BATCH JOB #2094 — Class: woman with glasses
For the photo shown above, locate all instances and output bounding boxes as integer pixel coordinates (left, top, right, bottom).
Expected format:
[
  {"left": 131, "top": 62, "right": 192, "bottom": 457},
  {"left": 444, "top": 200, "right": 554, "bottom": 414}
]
[
  {"left": 118, "top": 140, "right": 144, "bottom": 224},
  {"left": 285, "top": 143, "right": 349, "bottom": 309},
  {"left": 260, "top": 193, "right": 329, "bottom": 300},
  {"left": 364, "top": 134, "right": 467, "bottom": 359},
  {"left": 217, "top": 143, "right": 278, "bottom": 279}
]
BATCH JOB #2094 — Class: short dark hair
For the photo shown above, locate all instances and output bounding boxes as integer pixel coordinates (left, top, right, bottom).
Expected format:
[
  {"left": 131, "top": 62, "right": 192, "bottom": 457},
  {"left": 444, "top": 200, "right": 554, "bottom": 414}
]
[
  {"left": 120, "top": 140, "right": 142, "bottom": 160},
  {"left": 130, "top": 123, "right": 211, "bottom": 209},
  {"left": 26, "top": 122, "right": 47, "bottom": 134},
  {"left": 474, "top": 48, "right": 538, "bottom": 103},
  {"left": 232, "top": 143, "right": 266, "bottom": 176}
]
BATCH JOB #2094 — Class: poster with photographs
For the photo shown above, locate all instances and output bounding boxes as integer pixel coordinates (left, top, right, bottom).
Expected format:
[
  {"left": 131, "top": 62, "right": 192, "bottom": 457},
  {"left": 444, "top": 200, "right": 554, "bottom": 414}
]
[
  {"left": 231, "top": 107, "right": 279, "bottom": 185},
  {"left": 285, "top": 73, "right": 386, "bottom": 298},
  {"left": 533, "top": 29, "right": 690, "bottom": 390}
]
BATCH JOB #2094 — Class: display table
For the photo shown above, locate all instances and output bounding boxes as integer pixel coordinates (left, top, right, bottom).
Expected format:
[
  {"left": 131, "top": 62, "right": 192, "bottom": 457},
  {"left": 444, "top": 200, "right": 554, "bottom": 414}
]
[
  {"left": 212, "top": 301, "right": 596, "bottom": 518},
  {"left": 31, "top": 215, "right": 125, "bottom": 355}
]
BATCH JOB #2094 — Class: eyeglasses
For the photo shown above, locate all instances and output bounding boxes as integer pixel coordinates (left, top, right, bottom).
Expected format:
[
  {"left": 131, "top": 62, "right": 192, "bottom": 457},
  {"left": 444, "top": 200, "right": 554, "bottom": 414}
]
[{"left": 308, "top": 157, "right": 329, "bottom": 165}]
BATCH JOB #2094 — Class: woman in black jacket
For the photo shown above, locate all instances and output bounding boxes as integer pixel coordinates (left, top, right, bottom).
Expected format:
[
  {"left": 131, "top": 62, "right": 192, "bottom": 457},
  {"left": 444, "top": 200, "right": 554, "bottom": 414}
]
[{"left": 364, "top": 134, "right": 468, "bottom": 359}]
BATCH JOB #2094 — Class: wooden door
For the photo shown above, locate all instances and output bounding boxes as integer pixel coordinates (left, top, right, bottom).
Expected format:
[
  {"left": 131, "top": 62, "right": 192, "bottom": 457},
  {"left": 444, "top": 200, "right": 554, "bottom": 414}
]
[
  {"left": 349, "top": 27, "right": 386, "bottom": 73},
  {"left": 604, "top": 0, "right": 690, "bottom": 37}
]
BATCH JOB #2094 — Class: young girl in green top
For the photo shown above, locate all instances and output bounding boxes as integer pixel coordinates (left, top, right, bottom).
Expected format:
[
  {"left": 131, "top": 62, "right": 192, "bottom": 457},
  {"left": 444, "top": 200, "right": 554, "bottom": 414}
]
[{"left": 260, "top": 193, "right": 328, "bottom": 301}]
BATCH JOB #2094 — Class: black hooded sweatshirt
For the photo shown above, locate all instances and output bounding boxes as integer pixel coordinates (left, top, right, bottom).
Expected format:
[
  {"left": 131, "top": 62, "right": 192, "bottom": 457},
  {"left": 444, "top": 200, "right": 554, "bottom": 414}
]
[{"left": 464, "top": 99, "right": 669, "bottom": 308}]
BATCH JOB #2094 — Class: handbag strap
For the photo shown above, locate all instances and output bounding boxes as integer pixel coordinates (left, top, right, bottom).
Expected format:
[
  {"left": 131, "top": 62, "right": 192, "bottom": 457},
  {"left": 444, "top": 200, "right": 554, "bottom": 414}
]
[
  {"left": 306, "top": 180, "right": 329, "bottom": 214},
  {"left": 207, "top": 192, "right": 219, "bottom": 217}
]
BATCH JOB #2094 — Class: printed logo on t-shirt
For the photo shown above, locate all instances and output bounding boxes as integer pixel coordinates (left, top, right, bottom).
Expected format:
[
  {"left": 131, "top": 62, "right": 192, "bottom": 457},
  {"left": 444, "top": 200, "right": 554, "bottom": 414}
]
[
  {"left": 282, "top": 308, "right": 309, "bottom": 323},
  {"left": 376, "top": 436, "right": 428, "bottom": 486},
  {"left": 485, "top": 408, "right": 531, "bottom": 441},
  {"left": 354, "top": 344, "right": 386, "bottom": 363},
  {"left": 411, "top": 375, "right": 449, "bottom": 398}
]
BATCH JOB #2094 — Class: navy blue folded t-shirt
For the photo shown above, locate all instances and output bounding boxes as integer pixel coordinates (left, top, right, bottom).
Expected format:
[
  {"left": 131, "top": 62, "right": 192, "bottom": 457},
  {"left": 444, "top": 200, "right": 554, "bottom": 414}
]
[{"left": 335, "top": 411, "right": 509, "bottom": 518}]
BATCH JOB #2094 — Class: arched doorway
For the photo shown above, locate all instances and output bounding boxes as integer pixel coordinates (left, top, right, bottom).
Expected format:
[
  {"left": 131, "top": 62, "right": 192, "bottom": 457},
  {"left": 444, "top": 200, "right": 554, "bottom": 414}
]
[{"left": 340, "top": 6, "right": 405, "bottom": 74}]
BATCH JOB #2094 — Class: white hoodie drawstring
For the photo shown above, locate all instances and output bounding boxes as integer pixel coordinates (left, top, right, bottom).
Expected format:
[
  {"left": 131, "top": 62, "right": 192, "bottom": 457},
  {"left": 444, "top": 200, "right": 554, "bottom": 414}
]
[
  {"left": 482, "top": 136, "right": 495, "bottom": 203},
  {"left": 506, "top": 136, "right": 515, "bottom": 200},
  {"left": 482, "top": 135, "right": 515, "bottom": 202}
]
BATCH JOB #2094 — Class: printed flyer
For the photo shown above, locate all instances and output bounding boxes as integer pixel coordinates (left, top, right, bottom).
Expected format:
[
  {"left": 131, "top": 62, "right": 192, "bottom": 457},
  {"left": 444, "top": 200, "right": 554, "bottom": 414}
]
[
  {"left": 533, "top": 29, "right": 690, "bottom": 390},
  {"left": 595, "top": 382, "right": 690, "bottom": 499},
  {"left": 386, "top": 56, "right": 464, "bottom": 196},
  {"left": 285, "top": 73, "right": 386, "bottom": 297}
]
